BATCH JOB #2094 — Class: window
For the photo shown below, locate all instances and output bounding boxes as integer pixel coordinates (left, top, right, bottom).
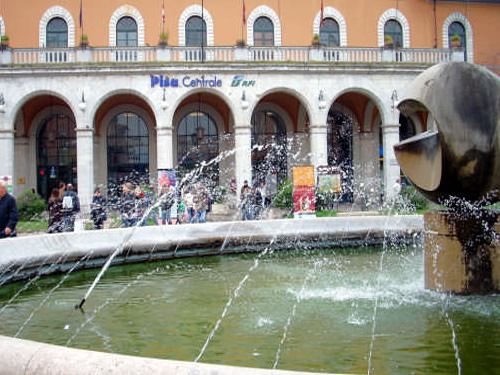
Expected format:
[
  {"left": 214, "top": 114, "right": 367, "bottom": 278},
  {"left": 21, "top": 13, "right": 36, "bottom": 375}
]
[
  {"left": 46, "top": 17, "right": 68, "bottom": 48},
  {"left": 448, "top": 21, "right": 467, "bottom": 60},
  {"left": 251, "top": 110, "right": 287, "bottom": 186},
  {"left": 327, "top": 109, "right": 353, "bottom": 203},
  {"left": 254, "top": 17, "right": 274, "bottom": 47},
  {"left": 320, "top": 18, "right": 340, "bottom": 47},
  {"left": 185, "top": 16, "right": 207, "bottom": 47},
  {"left": 107, "top": 112, "right": 149, "bottom": 186},
  {"left": 37, "top": 114, "right": 76, "bottom": 199},
  {"left": 116, "top": 16, "right": 138, "bottom": 47},
  {"left": 177, "top": 111, "right": 219, "bottom": 185},
  {"left": 384, "top": 19, "right": 403, "bottom": 48}
]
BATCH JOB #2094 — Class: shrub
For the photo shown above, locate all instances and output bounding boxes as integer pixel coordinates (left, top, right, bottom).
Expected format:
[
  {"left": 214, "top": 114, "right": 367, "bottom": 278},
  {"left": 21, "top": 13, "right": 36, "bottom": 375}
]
[
  {"left": 16, "top": 189, "right": 47, "bottom": 221},
  {"left": 272, "top": 179, "right": 293, "bottom": 209},
  {"left": 399, "top": 184, "right": 429, "bottom": 212}
]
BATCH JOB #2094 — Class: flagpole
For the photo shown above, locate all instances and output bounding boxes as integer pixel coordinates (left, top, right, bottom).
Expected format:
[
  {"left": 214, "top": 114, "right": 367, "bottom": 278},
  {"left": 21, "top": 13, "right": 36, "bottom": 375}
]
[
  {"left": 241, "top": 0, "right": 245, "bottom": 43},
  {"left": 201, "top": 0, "right": 205, "bottom": 63}
]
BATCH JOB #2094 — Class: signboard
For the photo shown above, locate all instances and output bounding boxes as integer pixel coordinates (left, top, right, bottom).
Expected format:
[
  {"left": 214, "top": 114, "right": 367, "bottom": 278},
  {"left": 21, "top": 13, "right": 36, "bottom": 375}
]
[
  {"left": 317, "top": 166, "right": 342, "bottom": 194},
  {"left": 158, "top": 169, "right": 176, "bottom": 188},
  {"left": 1, "top": 175, "right": 13, "bottom": 194},
  {"left": 292, "top": 166, "right": 316, "bottom": 219}
]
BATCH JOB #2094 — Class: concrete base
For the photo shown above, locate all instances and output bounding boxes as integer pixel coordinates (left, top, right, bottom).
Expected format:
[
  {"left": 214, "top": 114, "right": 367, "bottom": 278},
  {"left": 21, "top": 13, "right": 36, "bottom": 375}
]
[{"left": 424, "top": 210, "right": 500, "bottom": 293}]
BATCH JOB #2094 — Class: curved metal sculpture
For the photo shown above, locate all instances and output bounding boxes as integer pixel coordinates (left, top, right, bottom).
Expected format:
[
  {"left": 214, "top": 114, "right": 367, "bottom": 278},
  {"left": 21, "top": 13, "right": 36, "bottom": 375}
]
[{"left": 394, "top": 62, "right": 500, "bottom": 204}]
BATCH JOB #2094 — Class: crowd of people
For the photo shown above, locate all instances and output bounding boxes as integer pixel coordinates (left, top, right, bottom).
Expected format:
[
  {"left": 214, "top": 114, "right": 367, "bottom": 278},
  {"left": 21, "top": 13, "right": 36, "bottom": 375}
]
[
  {"left": 116, "top": 181, "right": 212, "bottom": 228},
  {"left": 0, "top": 177, "right": 275, "bottom": 239}
]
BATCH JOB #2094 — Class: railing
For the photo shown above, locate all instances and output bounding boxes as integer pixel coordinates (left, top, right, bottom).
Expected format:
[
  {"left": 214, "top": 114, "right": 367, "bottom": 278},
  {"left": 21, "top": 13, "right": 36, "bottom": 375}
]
[
  {"left": 12, "top": 48, "right": 76, "bottom": 64},
  {"left": 2, "top": 46, "right": 463, "bottom": 66}
]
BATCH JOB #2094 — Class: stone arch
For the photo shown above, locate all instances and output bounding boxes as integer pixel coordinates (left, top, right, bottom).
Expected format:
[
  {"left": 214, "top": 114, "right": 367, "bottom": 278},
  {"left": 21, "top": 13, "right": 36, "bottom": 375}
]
[
  {"left": 246, "top": 5, "right": 282, "bottom": 46},
  {"left": 173, "top": 102, "right": 226, "bottom": 137},
  {"left": 90, "top": 89, "right": 157, "bottom": 129},
  {"left": 312, "top": 7, "right": 347, "bottom": 47},
  {"left": 11, "top": 91, "right": 77, "bottom": 130},
  {"left": 178, "top": 5, "right": 215, "bottom": 46},
  {"left": 442, "top": 12, "right": 474, "bottom": 63},
  {"left": 109, "top": 5, "right": 145, "bottom": 47},
  {"left": 169, "top": 89, "right": 236, "bottom": 129},
  {"left": 251, "top": 101, "right": 294, "bottom": 135},
  {"left": 39, "top": 6, "right": 75, "bottom": 48},
  {"left": 247, "top": 87, "right": 313, "bottom": 127},
  {"left": 329, "top": 87, "right": 387, "bottom": 126},
  {"left": 377, "top": 8, "right": 410, "bottom": 48}
]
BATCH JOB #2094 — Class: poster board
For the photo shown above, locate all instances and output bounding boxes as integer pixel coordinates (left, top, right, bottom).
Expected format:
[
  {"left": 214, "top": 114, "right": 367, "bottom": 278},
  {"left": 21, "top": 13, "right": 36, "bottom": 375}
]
[
  {"left": 292, "top": 166, "right": 316, "bottom": 219},
  {"left": 158, "top": 169, "right": 177, "bottom": 188},
  {"left": 317, "top": 166, "right": 342, "bottom": 194}
]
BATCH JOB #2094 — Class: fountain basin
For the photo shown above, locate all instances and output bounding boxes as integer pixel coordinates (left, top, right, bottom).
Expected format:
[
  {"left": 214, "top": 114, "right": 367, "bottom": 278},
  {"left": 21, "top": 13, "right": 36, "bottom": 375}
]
[{"left": 3, "top": 217, "right": 497, "bottom": 374}]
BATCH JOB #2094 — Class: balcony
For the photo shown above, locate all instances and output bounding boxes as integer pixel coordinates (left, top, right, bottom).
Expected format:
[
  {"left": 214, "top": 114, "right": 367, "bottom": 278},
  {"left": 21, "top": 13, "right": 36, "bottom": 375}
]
[{"left": 0, "top": 45, "right": 465, "bottom": 66}]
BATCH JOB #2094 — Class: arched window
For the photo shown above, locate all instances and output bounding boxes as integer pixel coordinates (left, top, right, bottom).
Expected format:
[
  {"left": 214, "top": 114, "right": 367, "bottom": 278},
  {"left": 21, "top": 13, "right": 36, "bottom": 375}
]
[
  {"left": 254, "top": 17, "right": 274, "bottom": 47},
  {"left": 384, "top": 19, "right": 403, "bottom": 48},
  {"left": 177, "top": 111, "right": 219, "bottom": 184},
  {"left": 46, "top": 17, "right": 68, "bottom": 48},
  {"left": 448, "top": 21, "right": 467, "bottom": 60},
  {"left": 116, "top": 16, "right": 138, "bottom": 47},
  {"left": 251, "top": 110, "right": 287, "bottom": 186},
  {"left": 327, "top": 109, "right": 353, "bottom": 203},
  {"left": 107, "top": 112, "right": 149, "bottom": 186},
  {"left": 37, "top": 114, "right": 76, "bottom": 199},
  {"left": 320, "top": 18, "right": 340, "bottom": 47},
  {"left": 185, "top": 16, "right": 207, "bottom": 47}
]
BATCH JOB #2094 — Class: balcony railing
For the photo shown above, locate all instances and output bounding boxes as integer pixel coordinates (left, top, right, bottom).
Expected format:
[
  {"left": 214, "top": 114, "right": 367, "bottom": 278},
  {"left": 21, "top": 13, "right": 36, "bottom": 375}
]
[{"left": 0, "top": 46, "right": 465, "bottom": 66}]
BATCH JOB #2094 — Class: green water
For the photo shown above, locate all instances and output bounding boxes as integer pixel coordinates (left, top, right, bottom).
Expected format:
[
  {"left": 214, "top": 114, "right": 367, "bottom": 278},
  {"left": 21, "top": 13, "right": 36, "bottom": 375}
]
[{"left": 0, "top": 247, "right": 499, "bottom": 374}]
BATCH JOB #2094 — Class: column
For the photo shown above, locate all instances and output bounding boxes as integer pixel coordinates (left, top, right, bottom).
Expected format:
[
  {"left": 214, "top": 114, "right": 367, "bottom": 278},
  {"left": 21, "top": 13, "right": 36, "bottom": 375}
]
[
  {"left": 381, "top": 123, "right": 400, "bottom": 202},
  {"left": 234, "top": 125, "right": 252, "bottom": 197},
  {"left": 0, "top": 128, "right": 15, "bottom": 184},
  {"left": 156, "top": 126, "right": 174, "bottom": 170},
  {"left": 309, "top": 124, "right": 328, "bottom": 169},
  {"left": 76, "top": 127, "right": 94, "bottom": 215}
]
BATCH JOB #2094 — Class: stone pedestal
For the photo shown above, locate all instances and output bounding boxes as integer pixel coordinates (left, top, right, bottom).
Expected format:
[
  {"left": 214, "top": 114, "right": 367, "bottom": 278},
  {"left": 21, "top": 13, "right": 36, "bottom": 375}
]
[{"left": 424, "top": 210, "right": 500, "bottom": 293}]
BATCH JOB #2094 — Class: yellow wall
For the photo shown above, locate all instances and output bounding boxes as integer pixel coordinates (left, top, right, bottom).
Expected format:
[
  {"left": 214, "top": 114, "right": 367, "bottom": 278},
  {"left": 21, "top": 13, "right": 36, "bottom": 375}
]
[{"left": 1, "top": 0, "right": 499, "bottom": 67}]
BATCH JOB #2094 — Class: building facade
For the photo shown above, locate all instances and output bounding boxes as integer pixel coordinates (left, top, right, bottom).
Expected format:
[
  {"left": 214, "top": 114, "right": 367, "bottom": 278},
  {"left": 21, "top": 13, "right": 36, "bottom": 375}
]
[{"left": 0, "top": 0, "right": 499, "bottom": 210}]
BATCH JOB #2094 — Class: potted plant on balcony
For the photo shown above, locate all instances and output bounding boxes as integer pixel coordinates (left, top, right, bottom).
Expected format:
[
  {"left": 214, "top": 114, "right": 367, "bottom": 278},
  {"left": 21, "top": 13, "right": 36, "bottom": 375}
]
[
  {"left": 384, "top": 35, "right": 394, "bottom": 49},
  {"left": 450, "top": 34, "right": 462, "bottom": 48},
  {"left": 80, "top": 34, "right": 89, "bottom": 48},
  {"left": 0, "top": 34, "right": 10, "bottom": 50},
  {"left": 236, "top": 39, "right": 246, "bottom": 47},
  {"left": 311, "top": 33, "right": 320, "bottom": 47},
  {"left": 158, "top": 31, "right": 169, "bottom": 47}
]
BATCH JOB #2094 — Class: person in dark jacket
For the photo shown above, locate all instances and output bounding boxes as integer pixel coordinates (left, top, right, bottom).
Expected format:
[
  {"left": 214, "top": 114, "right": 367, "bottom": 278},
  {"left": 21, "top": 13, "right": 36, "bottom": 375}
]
[
  {"left": 47, "top": 188, "right": 63, "bottom": 233},
  {"left": 90, "top": 187, "right": 107, "bottom": 230},
  {"left": 61, "top": 183, "right": 80, "bottom": 232},
  {"left": 0, "top": 180, "right": 18, "bottom": 239}
]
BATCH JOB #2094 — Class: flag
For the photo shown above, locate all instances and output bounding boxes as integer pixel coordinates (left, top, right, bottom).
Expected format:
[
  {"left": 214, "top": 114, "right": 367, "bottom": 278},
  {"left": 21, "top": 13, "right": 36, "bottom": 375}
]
[
  {"left": 320, "top": 0, "right": 324, "bottom": 25},
  {"left": 79, "top": 0, "right": 83, "bottom": 29},
  {"left": 161, "top": 0, "right": 165, "bottom": 26},
  {"left": 243, "top": 0, "right": 246, "bottom": 25}
]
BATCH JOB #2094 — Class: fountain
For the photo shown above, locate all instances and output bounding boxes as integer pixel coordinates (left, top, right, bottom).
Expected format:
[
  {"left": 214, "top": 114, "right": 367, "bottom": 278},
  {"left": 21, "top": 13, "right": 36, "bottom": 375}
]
[
  {"left": 394, "top": 62, "right": 500, "bottom": 294},
  {"left": 0, "top": 62, "right": 498, "bottom": 374}
]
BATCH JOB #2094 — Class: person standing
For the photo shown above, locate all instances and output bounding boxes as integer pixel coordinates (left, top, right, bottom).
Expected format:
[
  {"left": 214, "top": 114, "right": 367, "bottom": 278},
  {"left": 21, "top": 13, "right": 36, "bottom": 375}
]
[
  {"left": 120, "top": 182, "right": 136, "bottom": 228},
  {"left": 47, "top": 188, "right": 63, "bottom": 233},
  {"left": 61, "top": 183, "right": 80, "bottom": 232},
  {"left": 0, "top": 180, "right": 18, "bottom": 239},
  {"left": 90, "top": 187, "right": 107, "bottom": 230},
  {"left": 194, "top": 184, "right": 208, "bottom": 223},
  {"left": 240, "top": 180, "right": 253, "bottom": 221},
  {"left": 183, "top": 188, "right": 195, "bottom": 223}
]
